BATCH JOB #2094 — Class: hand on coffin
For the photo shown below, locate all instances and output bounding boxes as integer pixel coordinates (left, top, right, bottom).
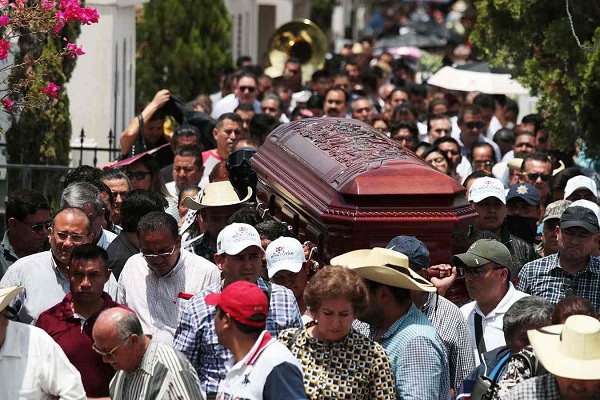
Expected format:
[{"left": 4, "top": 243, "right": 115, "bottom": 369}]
[{"left": 428, "top": 264, "right": 457, "bottom": 297}]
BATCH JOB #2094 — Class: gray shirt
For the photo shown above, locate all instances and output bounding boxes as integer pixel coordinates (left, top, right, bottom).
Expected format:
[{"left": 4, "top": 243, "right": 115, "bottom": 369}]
[
  {"left": 0, "top": 250, "right": 118, "bottom": 324},
  {"left": 0, "top": 230, "right": 18, "bottom": 279}
]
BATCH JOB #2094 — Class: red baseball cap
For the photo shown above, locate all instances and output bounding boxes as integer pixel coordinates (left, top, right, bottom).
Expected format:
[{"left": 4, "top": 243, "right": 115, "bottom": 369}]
[{"left": 205, "top": 281, "right": 268, "bottom": 327}]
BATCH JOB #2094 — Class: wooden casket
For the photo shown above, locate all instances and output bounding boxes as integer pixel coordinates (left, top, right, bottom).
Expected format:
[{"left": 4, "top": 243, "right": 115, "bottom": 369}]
[{"left": 251, "top": 118, "right": 476, "bottom": 298}]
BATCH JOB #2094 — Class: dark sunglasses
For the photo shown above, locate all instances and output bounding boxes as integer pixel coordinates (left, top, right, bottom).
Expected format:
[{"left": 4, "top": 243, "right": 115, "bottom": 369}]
[
  {"left": 239, "top": 86, "right": 256, "bottom": 93},
  {"left": 17, "top": 220, "right": 51, "bottom": 233},
  {"left": 126, "top": 171, "right": 152, "bottom": 181},
  {"left": 523, "top": 172, "right": 551, "bottom": 182},
  {"left": 465, "top": 121, "right": 485, "bottom": 130}
]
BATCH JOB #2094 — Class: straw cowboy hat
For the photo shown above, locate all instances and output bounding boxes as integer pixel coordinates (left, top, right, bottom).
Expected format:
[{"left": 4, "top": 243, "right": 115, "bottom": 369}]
[
  {"left": 528, "top": 315, "right": 600, "bottom": 380},
  {"left": 182, "top": 181, "right": 252, "bottom": 210},
  {"left": 330, "top": 247, "right": 436, "bottom": 292},
  {"left": 0, "top": 286, "right": 22, "bottom": 313}
]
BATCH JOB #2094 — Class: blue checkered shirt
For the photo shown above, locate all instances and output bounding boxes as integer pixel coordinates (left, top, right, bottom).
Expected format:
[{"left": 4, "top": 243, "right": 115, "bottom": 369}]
[
  {"left": 173, "top": 278, "right": 303, "bottom": 395},
  {"left": 365, "top": 304, "right": 451, "bottom": 400},
  {"left": 504, "top": 373, "right": 561, "bottom": 400},
  {"left": 517, "top": 253, "right": 600, "bottom": 311}
]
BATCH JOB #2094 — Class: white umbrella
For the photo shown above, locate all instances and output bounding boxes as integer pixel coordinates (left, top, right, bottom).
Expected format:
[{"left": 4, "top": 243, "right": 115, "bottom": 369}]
[{"left": 427, "top": 65, "right": 529, "bottom": 95}]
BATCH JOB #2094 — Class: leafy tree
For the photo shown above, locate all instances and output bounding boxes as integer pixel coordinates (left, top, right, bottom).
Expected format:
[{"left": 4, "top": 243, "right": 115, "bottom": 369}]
[
  {"left": 136, "top": 0, "right": 232, "bottom": 109},
  {"left": 471, "top": 0, "right": 600, "bottom": 155},
  {"left": 5, "top": 14, "right": 81, "bottom": 201}
]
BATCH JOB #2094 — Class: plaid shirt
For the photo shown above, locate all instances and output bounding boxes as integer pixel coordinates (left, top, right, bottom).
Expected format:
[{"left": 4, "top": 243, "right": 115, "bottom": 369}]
[
  {"left": 503, "top": 373, "right": 561, "bottom": 399},
  {"left": 422, "top": 293, "right": 476, "bottom": 391},
  {"left": 173, "top": 278, "right": 303, "bottom": 395},
  {"left": 517, "top": 253, "right": 600, "bottom": 311},
  {"left": 364, "top": 304, "right": 451, "bottom": 400}
]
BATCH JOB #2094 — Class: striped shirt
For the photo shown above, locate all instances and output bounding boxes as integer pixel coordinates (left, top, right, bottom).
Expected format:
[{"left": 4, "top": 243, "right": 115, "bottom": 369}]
[
  {"left": 117, "top": 250, "right": 221, "bottom": 344},
  {"left": 109, "top": 340, "right": 205, "bottom": 400}
]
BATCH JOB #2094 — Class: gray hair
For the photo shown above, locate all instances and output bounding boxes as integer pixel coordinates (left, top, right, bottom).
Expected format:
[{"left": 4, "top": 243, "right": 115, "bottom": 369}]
[
  {"left": 114, "top": 310, "right": 144, "bottom": 340},
  {"left": 60, "top": 182, "right": 105, "bottom": 215},
  {"left": 504, "top": 296, "right": 553, "bottom": 340},
  {"left": 262, "top": 93, "right": 284, "bottom": 111}
]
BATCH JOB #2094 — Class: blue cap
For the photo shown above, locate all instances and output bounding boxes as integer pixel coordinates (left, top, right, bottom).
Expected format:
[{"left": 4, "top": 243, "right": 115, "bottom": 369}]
[
  {"left": 386, "top": 236, "right": 430, "bottom": 270},
  {"left": 506, "top": 183, "right": 541, "bottom": 206}
]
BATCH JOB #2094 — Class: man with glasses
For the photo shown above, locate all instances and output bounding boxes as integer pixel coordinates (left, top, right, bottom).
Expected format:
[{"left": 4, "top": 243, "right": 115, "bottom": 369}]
[
  {"left": 452, "top": 239, "right": 529, "bottom": 365},
  {"left": 519, "top": 152, "right": 553, "bottom": 206},
  {"left": 517, "top": 203, "right": 600, "bottom": 311},
  {"left": 61, "top": 182, "right": 117, "bottom": 250},
  {"left": 36, "top": 245, "right": 128, "bottom": 398},
  {"left": 0, "top": 207, "right": 118, "bottom": 323},
  {"left": 454, "top": 104, "right": 502, "bottom": 165},
  {"left": 117, "top": 211, "right": 220, "bottom": 344},
  {"left": 212, "top": 72, "right": 260, "bottom": 119},
  {"left": 92, "top": 307, "right": 205, "bottom": 399},
  {"left": 0, "top": 188, "right": 51, "bottom": 278},
  {"left": 201, "top": 113, "right": 244, "bottom": 187}
]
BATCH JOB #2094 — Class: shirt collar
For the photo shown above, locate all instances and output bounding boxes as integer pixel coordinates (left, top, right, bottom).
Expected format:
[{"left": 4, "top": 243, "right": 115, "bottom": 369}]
[
  {"left": 475, "top": 282, "right": 520, "bottom": 316},
  {"left": 135, "top": 339, "right": 157, "bottom": 376},
  {"left": 228, "top": 330, "right": 272, "bottom": 369},
  {"left": 1, "top": 230, "right": 18, "bottom": 258},
  {"left": 54, "top": 292, "right": 112, "bottom": 321}
]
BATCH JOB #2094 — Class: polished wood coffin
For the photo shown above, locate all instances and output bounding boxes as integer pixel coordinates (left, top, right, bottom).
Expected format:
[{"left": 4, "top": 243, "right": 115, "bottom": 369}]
[{"left": 251, "top": 118, "right": 476, "bottom": 298}]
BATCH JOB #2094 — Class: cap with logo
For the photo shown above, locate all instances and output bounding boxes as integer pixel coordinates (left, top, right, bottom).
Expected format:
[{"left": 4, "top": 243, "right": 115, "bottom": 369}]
[
  {"left": 451, "top": 239, "right": 516, "bottom": 279},
  {"left": 216, "top": 223, "right": 265, "bottom": 255},
  {"left": 266, "top": 237, "right": 306, "bottom": 278},
  {"left": 205, "top": 281, "right": 268, "bottom": 327},
  {"left": 564, "top": 176, "right": 598, "bottom": 200},
  {"left": 506, "top": 183, "right": 541, "bottom": 206},
  {"left": 386, "top": 236, "right": 430, "bottom": 270},
  {"left": 469, "top": 177, "right": 506, "bottom": 204},
  {"left": 560, "top": 204, "right": 600, "bottom": 233},
  {"left": 542, "top": 200, "right": 572, "bottom": 223}
]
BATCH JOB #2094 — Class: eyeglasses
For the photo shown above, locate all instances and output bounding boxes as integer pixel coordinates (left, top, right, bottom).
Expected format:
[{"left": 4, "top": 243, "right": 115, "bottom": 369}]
[
  {"left": 473, "top": 160, "right": 494, "bottom": 167},
  {"left": 561, "top": 229, "right": 595, "bottom": 239},
  {"left": 16, "top": 219, "right": 51, "bottom": 233},
  {"left": 55, "top": 231, "right": 88, "bottom": 244},
  {"left": 140, "top": 245, "right": 177, "bottom": 262},
  {"left": 239, "top": 86, "right": 256, "bottom": 93},
  {"left": 126, "top": 171, "right": 151, "bottom": 181},
  {"left": 458, "top": 265, "right": 502, "bottom": 277},
  {"left": 92, "top": 334, "right": 132, "bottom": 359},
  {"left": 465, "top": 121, "right": 485, "bottom": 130},
  {"left": 523, "top": 172, "right": 551, "bottom": 182}
]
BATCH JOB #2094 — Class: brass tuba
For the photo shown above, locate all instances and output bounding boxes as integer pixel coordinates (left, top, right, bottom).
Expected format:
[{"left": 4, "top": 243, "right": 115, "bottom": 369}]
[{"left": 267, "top": 19, "right": 327, "bottom": 84}]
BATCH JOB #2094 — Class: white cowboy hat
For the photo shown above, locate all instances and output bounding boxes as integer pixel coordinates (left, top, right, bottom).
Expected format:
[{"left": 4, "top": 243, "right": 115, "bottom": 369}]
[
  {"left": 330, "top": 247, "right": 436, "bottom": 292},
  {"left": 528, "top": 315, "right": 600, "bottom": 380},
  {"left": 182, "top": 181, "right": 252, "bottom": 210},
  {"left": 0, "top": 286, "right": 22, "bottom": 312}
]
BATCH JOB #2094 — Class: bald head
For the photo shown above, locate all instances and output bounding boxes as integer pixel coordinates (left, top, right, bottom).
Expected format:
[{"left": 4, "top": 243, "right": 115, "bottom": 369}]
[{"left": 94, "top": 308, "right": 142, "bottom": 341}]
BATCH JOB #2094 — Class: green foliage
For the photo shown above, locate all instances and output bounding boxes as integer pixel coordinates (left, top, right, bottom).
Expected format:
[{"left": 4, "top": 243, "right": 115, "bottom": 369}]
[
  {"left": 5, "top": 19, "right": 81, "bottom": 195},
  {"left": 136, "top": 0, "right": 232, "bottom": 110},
  {"left": 472, "top": 0, "right": 600, "bottom": 155}
]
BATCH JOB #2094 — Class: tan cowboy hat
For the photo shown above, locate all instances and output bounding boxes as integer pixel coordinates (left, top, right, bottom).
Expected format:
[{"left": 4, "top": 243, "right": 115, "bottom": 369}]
[
  {"left": 528, "top": 315, "right": 600, "bottom": 380},
  {"left": 330, "top": 247, "right": 436, "bottom": 292},
  {"left": 182, "top": 181, "right": 252, "bottom": 210},
  {"left": 0, "top": 286, "right": 22, "bottom": 312}
]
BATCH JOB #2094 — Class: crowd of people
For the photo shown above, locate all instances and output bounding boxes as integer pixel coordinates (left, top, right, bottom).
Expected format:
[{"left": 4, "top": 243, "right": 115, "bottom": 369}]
[{"left": 1, "top": 1, "right": 600, "bottom": 399}]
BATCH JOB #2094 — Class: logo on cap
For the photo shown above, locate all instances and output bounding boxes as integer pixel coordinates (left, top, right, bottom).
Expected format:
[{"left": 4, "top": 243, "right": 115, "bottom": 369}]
[{"left": 517, "top": 184, "right": 528, "bottom": 195}]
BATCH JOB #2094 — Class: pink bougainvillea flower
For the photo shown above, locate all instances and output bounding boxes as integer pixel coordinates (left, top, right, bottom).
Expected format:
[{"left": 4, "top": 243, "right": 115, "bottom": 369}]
[
  {"left": 2, "top": 98, "right": 14, "bottom": 111},
  {"left": 0, "top": 39, "right": 9, "bottom": 61},
  {"left": 40, "top": 82, "right": 61, "bottom": 98},
  {"left": 78, "top": 7, "right": 99, "bottom": 25},
  {"left": 65, "top": 41, "right": 85, "bottom": 58},
  {"left": 0, "top": 15, "right": 9, "bottom": 26},
  {"left": 0, "top": 0, "right": 8, "bottom": 7},
  {"left": 41, "top": 0, "right": 55, "bottom": 11}
]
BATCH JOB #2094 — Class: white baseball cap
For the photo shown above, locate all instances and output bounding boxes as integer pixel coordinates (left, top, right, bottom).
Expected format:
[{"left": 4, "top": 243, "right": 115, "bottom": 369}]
[
  {"left": 216, "top": 223, "right": 264, "bottom": 255},
  {"left": 564, "top": 176, "right": 598, "bottom": 200},
  {"left": 469, "top": 177, "right": 506, "bottom": 204},
  {"left": 266, "top": 237, "right": 306, "bottom": 278}
]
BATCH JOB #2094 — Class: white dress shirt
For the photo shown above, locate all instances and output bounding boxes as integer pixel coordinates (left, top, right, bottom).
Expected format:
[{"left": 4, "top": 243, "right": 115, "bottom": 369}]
[
  {"left": 0, "top": 251, "right": 118, "bottom": 324},
  {"left": 460, "top": 282, "right": 529, "bottom": 366},
  {"left": 117, "top": 249, "right": 221, "bottom": 344},
  {"left": 0, "top": 321, "right": 86, "bottom": 400}
]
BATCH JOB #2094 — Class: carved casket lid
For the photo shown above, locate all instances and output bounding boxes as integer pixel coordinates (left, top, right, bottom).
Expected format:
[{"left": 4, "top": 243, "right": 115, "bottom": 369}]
[{"left": 253, "top": 117, "right": 465, "bottom": 198}]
